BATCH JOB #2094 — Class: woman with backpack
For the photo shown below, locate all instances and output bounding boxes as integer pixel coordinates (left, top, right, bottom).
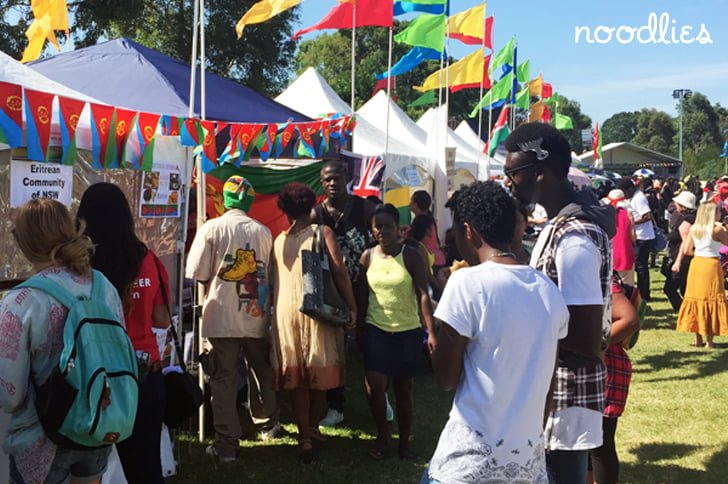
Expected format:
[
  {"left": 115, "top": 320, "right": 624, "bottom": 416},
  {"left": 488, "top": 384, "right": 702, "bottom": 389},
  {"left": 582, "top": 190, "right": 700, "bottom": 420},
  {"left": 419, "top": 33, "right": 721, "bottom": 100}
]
[
  {"left": 78, "top": 183, "right": 171, "bottom": 483},
  {"left": 0, "top": 199, "right": 125, "bottom": 484}
]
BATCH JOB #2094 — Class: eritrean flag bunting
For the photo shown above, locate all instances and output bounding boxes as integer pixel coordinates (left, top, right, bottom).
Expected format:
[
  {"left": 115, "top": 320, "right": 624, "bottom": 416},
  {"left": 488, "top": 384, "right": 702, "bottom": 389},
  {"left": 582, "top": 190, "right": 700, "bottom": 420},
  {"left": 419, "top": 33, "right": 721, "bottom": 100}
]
[
  {"left": 256, "top": 123, "right": 277, "bottom": 162},
  {"left": 198, "top": 120, "right": 218, "bottom": 173},
  {"left": 296, "top": 121, "right": 319, "bottom": 158},
  {"left": 274, "top": 122, "right": 296, "bottom": 158},
  {"left": 105, "top": 108, "right": 137, "bottom": 168},
  {"left": 181, "top": 118, "right": 204, "bottom": 147},
  {"left": 238, "top": 124, "right": 264, "bottom": 162},
  {"left": 319, "top": 120, "right": 331, "bottom": 157},
  {"left": 89, "top": 103, "right": 114, "bottom": 168},
  {"left": 161, "top": 115, "right": 183, "bottom": 136},
  {"left": 0, "top": 82, "right": 23, "bottom": 147},
  {"left": 135, "top": 112, "right": 161, "bottom": 171},
  {"left": 24, "top": 89, "right": 55, "bottom": 162},
  {"left": 57, "top": 96, "right": 85, "bottom": 165}
]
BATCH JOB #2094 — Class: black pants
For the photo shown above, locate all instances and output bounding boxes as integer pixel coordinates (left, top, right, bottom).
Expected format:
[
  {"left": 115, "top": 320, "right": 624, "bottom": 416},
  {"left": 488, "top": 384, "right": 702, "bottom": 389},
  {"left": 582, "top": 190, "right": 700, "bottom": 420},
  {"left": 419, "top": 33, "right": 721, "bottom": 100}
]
[
  {"left": 635, "top": 238, "right": 656, "bottom": 301},
  {"left": 589, "top": 417, "right": 619, "bottom": 484},
  {"left": 326, "top": 387, "right": 346, "bottom": 413},
  {"left": 117, "top": 369, "right": 166, "bottom": 484},
  {"left": 662, "top": 256, "right": 691, "bottom": 312}
]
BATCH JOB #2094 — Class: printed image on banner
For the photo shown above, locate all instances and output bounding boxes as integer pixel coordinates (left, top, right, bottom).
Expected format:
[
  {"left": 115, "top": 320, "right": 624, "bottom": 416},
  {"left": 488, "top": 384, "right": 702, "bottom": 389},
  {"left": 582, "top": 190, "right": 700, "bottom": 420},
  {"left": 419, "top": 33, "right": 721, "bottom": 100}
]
[
  {"left": 139, "top": 161, "right": 182, "bottom": 218},
  {"left": 10, "top": 159, "right": 73, "bottom": 208}
]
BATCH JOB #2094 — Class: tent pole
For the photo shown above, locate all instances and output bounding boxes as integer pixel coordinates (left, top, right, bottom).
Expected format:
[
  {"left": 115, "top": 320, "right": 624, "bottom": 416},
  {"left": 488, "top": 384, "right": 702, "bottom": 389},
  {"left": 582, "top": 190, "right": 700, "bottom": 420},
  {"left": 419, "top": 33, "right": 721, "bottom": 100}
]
[
  {"left": 384, "top": 26, "right": 393, "bottom": 156},
  {"left": 350, "top": 1, "right": 357, "bottom": 114},
  {"left": 195, "top": 0, "right": 208, "bottom": 444}
]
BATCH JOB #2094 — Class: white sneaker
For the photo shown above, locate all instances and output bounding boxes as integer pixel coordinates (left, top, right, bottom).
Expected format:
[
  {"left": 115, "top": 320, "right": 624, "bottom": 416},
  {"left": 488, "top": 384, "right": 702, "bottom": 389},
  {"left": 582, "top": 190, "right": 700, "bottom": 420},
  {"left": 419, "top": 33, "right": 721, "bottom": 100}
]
[
  {"left": 385, "top": 394, "right": 395, "bottom": 422},
  {"left": 260, "top": 422, "right": 281, "bottom": 441},
  {"left": 205, "top": 444, "right": 237, "bottom": 463},
  {"left": 319, "top": 408, "right": 344, "bottom": 427}
]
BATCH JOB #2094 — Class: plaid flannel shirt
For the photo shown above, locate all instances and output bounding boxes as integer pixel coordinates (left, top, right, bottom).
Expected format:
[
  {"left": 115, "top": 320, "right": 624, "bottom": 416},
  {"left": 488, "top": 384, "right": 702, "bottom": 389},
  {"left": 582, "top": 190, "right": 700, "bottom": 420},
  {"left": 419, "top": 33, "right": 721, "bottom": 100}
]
[
  {"left": 534, "top": 214, "right": 612, "bottom": 413},
  {"left": 604, "top": 343, "right": 632, "bottom": 417}
]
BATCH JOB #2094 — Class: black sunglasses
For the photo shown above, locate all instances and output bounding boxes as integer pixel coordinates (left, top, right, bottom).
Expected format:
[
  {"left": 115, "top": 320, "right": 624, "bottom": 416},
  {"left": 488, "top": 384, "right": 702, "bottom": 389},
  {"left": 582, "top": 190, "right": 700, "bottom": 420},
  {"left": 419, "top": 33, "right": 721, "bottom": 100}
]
[{"left": 504, "top": 163, "right": 540, "bottom": 182}]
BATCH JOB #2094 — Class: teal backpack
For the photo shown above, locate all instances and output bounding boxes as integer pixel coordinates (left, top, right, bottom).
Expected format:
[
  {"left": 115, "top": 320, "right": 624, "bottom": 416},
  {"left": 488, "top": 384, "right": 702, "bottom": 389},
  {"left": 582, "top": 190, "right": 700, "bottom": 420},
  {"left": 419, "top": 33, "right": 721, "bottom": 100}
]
[{"left": 19, "top": 270, "right": 139, "bottom": 449}]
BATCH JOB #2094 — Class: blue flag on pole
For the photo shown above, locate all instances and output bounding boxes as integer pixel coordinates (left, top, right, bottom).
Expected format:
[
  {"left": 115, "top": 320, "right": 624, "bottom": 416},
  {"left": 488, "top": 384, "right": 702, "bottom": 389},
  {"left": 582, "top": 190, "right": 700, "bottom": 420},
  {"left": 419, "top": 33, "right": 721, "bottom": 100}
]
[{"left": 376, "top": 46, "right": 442, "bottom": 80}]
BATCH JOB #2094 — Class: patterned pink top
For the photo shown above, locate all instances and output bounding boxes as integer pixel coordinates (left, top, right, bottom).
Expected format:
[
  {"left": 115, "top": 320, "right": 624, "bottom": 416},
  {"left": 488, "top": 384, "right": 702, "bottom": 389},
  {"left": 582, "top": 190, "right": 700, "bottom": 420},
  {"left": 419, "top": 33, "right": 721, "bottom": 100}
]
[{"left": 612, "top": 207, "right": 635, "bottom": 272}]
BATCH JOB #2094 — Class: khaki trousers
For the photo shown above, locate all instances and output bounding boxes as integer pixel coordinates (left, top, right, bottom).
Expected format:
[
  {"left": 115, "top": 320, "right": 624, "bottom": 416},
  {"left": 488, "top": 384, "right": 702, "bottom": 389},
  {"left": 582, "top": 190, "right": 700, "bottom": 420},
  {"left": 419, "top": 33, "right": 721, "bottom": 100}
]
[{"left": 208, "top": 337, "right": 278, "bottom": 458}]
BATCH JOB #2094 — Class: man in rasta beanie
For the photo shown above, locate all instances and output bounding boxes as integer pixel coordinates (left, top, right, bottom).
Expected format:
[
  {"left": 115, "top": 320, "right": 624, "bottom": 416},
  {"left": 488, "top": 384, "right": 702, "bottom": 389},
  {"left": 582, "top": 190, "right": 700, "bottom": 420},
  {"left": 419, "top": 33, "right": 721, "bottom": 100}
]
[{"left": 186, "top": 175, "right": 280, "bottom": 463}]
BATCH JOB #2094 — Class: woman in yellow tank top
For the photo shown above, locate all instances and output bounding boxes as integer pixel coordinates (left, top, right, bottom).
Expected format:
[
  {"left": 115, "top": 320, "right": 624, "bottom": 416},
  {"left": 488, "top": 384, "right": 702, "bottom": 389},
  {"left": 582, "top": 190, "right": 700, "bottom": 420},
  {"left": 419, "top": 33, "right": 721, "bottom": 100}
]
[{"left": 357, "top": 204, "right": 436, "bottom": 460}]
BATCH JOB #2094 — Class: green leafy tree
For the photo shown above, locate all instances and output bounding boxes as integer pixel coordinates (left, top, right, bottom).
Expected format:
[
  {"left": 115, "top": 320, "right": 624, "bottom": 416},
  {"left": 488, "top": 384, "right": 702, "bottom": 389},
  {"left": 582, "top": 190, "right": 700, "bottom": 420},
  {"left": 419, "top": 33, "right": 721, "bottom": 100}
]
[
  {"left": 632, "top": 109, "right": 677, "bottom": 155},
  {"left": 602, "top": 111, "right": 639, "bottom": 144},
  {"left": 2, "top": 0, "right": 299, "bottom": 96},
  {"left": 677, "top": 92, "right": 723, "bottom": 153}
]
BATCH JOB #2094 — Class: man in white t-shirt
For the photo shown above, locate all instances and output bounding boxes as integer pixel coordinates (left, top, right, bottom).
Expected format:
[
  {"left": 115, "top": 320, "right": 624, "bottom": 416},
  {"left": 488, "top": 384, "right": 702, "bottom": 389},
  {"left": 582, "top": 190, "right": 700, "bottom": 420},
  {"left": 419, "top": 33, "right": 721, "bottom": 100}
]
[
  {"left": 617, "top": 177, "right": 655, "bottom": 301},
  {"left": 423, "top": 181, "right": 569, "bottom": 484},
  {"left": 504, "top": 123, "right": 615, "bottom": 484}
]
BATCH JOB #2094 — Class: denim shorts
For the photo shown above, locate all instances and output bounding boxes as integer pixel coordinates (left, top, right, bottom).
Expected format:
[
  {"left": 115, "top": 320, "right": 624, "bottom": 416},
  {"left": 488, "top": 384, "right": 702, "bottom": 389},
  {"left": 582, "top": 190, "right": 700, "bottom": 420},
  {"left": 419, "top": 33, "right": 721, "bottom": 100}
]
[
  {"left": 363, "top": 325, "right": 426, "bottom": 378},
  {"left": 10, "top": 445, "right": 111, "bottom": 484}
]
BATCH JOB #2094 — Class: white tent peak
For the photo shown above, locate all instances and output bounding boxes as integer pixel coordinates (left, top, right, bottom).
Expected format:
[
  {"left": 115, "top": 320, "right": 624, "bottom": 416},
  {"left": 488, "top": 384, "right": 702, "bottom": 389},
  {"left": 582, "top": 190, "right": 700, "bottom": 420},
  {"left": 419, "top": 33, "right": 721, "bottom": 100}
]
[
  {"left": 275, "top": 67, "right": 350, "bottom": 119},
  {"left": 454, "top": 120, "right": 486, "bottom": 153},
  {"left": 357, "top": 90, "right": 428, "bottom": 151}
]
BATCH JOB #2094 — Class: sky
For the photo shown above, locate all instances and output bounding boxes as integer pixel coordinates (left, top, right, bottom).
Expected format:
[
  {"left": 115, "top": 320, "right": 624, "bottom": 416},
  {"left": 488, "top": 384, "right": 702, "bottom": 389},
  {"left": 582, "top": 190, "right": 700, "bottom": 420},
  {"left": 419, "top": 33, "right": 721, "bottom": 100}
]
[{"left": 296, "top": 0, "right": 727, "bottom": 124}]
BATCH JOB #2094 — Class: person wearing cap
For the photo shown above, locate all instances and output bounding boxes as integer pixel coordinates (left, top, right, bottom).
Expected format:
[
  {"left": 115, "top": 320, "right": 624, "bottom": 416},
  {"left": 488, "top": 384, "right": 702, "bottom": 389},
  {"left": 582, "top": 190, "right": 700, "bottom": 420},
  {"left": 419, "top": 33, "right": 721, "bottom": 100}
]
[
  {"left": 662, "top": 191, "right": 698, "bottom": 312},
  {"left": 186, "top": 175, "right": 280, "bottom": 463},
  {"left": 607, "top": 189, "right": 636, "bottom": 286},
  {"left": 616, "top": 177, "right": 655, "bottom": 302}
]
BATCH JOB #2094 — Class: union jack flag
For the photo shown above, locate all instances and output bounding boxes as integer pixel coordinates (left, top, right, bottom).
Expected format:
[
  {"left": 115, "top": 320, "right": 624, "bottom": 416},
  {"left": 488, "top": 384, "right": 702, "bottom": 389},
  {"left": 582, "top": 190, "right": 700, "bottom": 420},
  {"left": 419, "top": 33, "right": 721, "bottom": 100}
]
[{"left": 352, "top": 155, "right": 383, "bottom": 199}]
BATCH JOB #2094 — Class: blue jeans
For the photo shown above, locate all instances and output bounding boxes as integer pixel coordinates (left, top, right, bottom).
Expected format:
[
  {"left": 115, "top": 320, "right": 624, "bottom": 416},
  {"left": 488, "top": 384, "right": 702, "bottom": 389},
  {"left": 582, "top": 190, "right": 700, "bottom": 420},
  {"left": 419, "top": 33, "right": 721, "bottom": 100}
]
[
  {"left": 547, "top": 449, "right": 589, "bottom": 484},
  {"left": 9, "top": 446, "right": 111, "bottom": 484},
  {"left": 419, "top": 467, "right": 440, "bottom": 484}
]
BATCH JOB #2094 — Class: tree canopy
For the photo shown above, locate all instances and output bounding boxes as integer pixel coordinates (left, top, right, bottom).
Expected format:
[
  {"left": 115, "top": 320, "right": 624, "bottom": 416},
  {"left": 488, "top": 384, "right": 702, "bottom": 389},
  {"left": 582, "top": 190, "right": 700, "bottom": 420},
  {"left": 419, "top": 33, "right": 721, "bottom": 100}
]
[{"left": 1, "top": 0, "right": 299, "bottom": 96}]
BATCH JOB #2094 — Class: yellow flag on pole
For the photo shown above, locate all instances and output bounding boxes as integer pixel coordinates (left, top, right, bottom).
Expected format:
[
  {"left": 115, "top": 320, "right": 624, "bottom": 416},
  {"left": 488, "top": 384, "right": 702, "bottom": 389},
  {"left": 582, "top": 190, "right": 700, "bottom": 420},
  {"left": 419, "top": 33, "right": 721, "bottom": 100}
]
[
  {"left": 236, "top": 0, "right": 302, "bottom": 38},
  {"left": 21, "top": 0, "right": 69, "bottom": 63},
  {"left": 529, "top": 101, "right": 545, "bottom": 122},
  {"left": 447, "top": 4, "right": 486, "bottom": 45},
  {"left": 415, "top": 48, "right": 485, "bottom": 92},
  {"left": 529, "top": 73, "right": 543, "bottom": 97}
]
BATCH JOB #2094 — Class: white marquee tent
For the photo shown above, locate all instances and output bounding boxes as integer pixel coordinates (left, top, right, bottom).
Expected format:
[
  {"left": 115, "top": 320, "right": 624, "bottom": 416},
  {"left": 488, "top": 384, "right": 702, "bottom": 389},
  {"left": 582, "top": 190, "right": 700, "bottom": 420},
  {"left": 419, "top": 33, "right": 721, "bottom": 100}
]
[{"left": 274, "top": 67, "right": 351, "bottom": 119}]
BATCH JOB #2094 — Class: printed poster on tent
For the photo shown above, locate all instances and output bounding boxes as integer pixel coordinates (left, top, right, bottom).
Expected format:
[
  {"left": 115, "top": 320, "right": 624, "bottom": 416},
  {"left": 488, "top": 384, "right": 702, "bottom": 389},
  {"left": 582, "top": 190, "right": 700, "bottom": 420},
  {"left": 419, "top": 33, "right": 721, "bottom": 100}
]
[
  {"left": 139, "top": 161, "right": 181, "bottom": 218},
  {"left": 10, "top": 159, "right": 73, "bottom": 208}
]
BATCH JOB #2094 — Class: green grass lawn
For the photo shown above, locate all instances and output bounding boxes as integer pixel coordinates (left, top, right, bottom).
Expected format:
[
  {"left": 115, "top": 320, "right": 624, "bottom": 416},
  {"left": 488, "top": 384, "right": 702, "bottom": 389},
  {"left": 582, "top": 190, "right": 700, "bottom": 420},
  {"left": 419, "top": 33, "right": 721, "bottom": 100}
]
[{"left": 170, "top": 267, "right": 728, "bottom": 483}]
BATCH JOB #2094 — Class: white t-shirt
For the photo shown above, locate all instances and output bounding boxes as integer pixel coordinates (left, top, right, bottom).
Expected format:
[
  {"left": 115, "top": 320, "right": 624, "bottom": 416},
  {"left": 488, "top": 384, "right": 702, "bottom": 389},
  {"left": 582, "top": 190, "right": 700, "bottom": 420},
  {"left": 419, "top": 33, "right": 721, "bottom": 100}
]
[
  {"left": 630, "top": 190, "right": 655, "bottom": 241},
  {"left": 429, "top": 262, "right": 569, "bottom": 483},
  {"left": 532, "top": 230, "right": 607, "bottom": 451}
]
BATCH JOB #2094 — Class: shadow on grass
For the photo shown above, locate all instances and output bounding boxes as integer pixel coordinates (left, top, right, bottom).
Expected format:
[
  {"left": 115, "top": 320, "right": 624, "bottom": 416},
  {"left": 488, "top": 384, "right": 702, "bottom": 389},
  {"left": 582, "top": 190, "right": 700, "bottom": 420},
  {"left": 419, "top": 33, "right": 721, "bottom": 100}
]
[{"left": 622, "top": 442, "right": 728, "bottom": 484}]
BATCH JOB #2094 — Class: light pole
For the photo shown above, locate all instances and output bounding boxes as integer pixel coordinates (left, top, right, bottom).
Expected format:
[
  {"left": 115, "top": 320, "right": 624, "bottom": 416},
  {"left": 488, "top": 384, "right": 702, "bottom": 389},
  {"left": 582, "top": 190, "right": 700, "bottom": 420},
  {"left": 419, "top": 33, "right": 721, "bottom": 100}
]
[{"left": 672, "top": 89, "right": 692, "bottom": 161}]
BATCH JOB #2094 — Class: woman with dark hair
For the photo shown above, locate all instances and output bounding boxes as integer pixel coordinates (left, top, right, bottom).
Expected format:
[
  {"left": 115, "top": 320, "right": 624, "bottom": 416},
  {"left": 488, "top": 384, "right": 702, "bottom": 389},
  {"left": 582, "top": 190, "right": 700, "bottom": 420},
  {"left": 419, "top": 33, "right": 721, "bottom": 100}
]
[
  {"left": 409, "top": 214, "right": 442, "bottom": 296},
  {"left": 271, "top": 182, "right": 357, "bottom": 462},
  {"left": 77, "top": 183, "right": 170, "bottom": 483},
  {"left": 0, "top": 199, "right": 124, "bottom": 484},
  {"left": 359, "top": 203, "right": 436, "bottom": 460},
  {"left": 409, "top": 190, "right": 445, "bottom": 267}
]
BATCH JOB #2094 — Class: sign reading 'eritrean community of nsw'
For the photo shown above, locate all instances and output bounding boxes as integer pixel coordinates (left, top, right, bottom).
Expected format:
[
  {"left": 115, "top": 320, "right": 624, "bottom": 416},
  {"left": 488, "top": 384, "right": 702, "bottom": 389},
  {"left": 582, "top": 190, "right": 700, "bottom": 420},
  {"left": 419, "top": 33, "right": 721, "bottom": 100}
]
[{"left": 10, "top": 160, "right": 73, "bottom": 208}]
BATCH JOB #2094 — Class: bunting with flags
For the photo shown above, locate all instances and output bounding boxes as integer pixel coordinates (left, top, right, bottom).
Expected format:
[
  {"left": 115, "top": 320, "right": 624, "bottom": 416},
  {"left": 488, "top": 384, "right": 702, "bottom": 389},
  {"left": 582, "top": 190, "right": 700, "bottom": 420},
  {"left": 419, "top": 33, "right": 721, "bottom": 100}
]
[
  {"left": 0, "top": 82, "right": 23, "bottom": 147},
  {"left": 24, "top": 89, "right": 55, "bottom": 162},
  {"left": 135, "top": 112, "right": 161, "bottom": 171},
  {"left": 161, "top": 115, "right": 183, "bottom": 136},
  {"left": 273, "top": 122, "right": 296, "bottom": 158},
  {"left": 296, "top": 121, "right": 320, "bottom": 158},
  {"left": 57, "top": 96, "right": 84, "bottom": 165},
  {"left": 89, "top": 103, "right": 114, "bottom": 168},
  {"left": 256, "top": 123, "right": 278, "bottom": 161},
  {"left": 106, "top": 108, "right": 137, "bottom": 168},
  {"left": 293, "top": 0, "right": 393, "bottom": 39}
]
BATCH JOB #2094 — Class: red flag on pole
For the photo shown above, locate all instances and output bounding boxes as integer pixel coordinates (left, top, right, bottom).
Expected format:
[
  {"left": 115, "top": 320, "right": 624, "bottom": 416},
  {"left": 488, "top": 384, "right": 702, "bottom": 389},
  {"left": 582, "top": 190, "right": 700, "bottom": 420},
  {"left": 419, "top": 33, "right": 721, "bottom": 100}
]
[
  {"left": 484, "top": 16, "right": 494, "bottom": 50},
  {"left": 293, "top": 0, "right": 393, "bottom": 39}
]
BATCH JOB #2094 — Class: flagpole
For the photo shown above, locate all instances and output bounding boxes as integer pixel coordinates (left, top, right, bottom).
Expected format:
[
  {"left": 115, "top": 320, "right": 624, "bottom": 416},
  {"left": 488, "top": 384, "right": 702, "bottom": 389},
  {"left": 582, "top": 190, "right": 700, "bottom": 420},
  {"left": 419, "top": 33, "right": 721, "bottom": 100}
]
[
  {"left": 476, "top": 3, "right": 486, "bottom": 180},
  {"left": 384, "top": 26, "right": 393, "bottom": 156},
  {"left": 350, "top": 1, "right": 357, "bottom": 114},
  {"left": 196, "top": 0, "right": 207, "bottom": 444}
]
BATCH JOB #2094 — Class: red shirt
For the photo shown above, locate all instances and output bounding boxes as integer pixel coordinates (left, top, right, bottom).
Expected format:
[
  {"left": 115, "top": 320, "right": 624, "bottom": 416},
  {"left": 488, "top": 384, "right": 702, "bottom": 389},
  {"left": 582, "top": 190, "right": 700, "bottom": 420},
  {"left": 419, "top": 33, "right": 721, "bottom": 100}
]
[{"left": 127, "top": 251, "right": 169, "bottom": 363}]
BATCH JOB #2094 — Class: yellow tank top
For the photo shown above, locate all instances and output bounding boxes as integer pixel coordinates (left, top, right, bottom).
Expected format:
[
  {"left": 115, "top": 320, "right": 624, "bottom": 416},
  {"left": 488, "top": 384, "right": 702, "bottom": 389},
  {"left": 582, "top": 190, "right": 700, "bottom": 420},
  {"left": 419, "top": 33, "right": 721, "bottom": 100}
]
[{"left": 365, "top": 247, "right": 421, "bottom": 333}]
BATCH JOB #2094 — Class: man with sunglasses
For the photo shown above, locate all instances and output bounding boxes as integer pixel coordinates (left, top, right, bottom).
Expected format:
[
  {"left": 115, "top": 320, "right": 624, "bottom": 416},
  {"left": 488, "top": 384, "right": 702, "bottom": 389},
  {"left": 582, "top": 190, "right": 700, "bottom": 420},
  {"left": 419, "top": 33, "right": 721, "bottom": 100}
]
[{"left": 504, "top": 123, "right": 616, "bottom": 484}]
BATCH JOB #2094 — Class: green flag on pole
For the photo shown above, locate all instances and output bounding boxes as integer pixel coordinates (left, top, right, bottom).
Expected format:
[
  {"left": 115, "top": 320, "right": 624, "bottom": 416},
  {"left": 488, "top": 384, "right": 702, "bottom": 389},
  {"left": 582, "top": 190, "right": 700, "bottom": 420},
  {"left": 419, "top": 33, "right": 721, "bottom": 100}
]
[
  {"left": 554, "top": 113, "right": 574, "bottom": 130},
  {"left": 469, "top": 73, "right": 513, "bottom": 118},
  {"left": 516, "top": 60, "right": 530, "bottom": 83},
  {"left": 409, "top": 90, "right": 436, "bottom": 107},
  {"left": 394, "top": 13, "right": 447, "bottom": 52},
  {"left": 515, "top": 87, "right": 530, "bottom": 109},
  {"left": 488, "top": 37, "right": 515, "bottom": 76}
]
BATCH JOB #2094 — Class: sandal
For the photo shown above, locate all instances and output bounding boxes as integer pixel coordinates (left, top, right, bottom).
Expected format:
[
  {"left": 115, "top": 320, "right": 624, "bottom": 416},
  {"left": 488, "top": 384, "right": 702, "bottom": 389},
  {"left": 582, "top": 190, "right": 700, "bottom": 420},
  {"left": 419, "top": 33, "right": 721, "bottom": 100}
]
[{"left": 298, "top": 438, "right": 313, "bottom": 464}]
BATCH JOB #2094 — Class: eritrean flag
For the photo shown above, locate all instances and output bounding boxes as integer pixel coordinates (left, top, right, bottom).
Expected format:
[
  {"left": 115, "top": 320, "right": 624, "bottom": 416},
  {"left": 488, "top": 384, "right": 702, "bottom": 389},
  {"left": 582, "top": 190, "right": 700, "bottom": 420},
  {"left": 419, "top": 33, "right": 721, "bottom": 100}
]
[
  {"left": 105, "top": 108, "right": 137, "bottom": 168},
  {"left": 25, "top": 89, "right": 55, "bottom": 162},
  {"left": 57, "top": 96, "right": 85, "bottom": 165},
  {"left": 0, "top": 82, "right": 23, "bottom": 147},
  {"left": 89, "top": 103, "right": 114, "bottom": 169},
  {"left": 135, "top": 112, "right": 161, "bottom": 171},
  {"left": 203, "top": 161, "right": 324, "bottom": 238}
]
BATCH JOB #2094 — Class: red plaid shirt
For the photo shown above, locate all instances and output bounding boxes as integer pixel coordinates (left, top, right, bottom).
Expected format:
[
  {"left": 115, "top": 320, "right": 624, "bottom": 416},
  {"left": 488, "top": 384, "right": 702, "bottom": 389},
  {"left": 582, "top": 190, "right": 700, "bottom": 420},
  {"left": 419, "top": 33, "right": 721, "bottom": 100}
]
[{"left": 603, "top": 343, "right": 632, "bottom": 417}]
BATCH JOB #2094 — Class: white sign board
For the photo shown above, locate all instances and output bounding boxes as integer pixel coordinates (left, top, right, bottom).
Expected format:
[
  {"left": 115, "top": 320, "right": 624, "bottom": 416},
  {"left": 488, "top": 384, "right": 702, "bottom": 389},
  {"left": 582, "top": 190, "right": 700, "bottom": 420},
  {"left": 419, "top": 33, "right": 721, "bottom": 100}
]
[
  {"left": 139, "top": 161, "right": 182, "bottom": 218},
  {"left": 10, "top": 160, "right": 74, "bottom": 208}
]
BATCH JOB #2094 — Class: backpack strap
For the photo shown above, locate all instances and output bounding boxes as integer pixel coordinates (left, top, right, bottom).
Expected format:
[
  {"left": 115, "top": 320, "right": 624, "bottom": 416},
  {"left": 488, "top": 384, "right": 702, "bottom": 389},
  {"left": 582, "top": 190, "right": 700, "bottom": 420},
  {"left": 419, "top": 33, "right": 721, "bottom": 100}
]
[{"left": 17, "top": 272, "right": 80, "bottom": 309}]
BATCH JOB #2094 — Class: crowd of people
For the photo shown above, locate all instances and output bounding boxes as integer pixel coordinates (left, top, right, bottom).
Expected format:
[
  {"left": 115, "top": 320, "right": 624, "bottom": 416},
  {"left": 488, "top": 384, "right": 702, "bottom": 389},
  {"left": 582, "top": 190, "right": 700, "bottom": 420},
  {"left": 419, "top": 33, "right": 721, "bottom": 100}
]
[{"left": 1, "top": 120, "right": 726, "bottom": 483}]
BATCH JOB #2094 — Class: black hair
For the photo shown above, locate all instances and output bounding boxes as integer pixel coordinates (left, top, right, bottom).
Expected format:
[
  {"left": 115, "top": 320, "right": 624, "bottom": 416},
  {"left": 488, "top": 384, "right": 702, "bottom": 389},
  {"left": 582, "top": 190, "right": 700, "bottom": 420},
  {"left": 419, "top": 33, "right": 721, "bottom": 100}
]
[
  {"left": 321, "top": 159, "right": 348, "bottom": 176},
  {"left": 410, "top": 214, "right": 435, "bottom": 242},
  {"left": 373, "top": 203, "right": 400, "bottom": 226},
  {"left": 616, "top": 178, "right": 635, "bottom": 192},
  {"left": 277, "top": 182, "right": 317, "bottom": 218},
  {"left": 504, "top": 122, "right": 572, "bottom": 178},
  {"left": 77, "top": 183, "right": 146, "bottom": 306},
  {"left": 448, "top": 181, "right": 516, "bottom": 247},
  {"left": 410, "top": 190, "right": 432, "bottom": 213},
  {"left": 366, "top": 195, "right": 383, "bottom": 206}
]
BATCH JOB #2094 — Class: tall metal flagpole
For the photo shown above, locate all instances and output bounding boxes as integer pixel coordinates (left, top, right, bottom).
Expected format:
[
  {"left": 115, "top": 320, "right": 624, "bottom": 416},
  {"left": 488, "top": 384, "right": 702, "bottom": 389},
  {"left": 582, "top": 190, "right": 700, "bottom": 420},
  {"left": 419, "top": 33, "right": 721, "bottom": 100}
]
[
  {"left": 194, "top": 0, "right": 207, "bottom": 444},
  {"left": 384, "top": 26, "right": 393, "bottom": 156},
  {"left": 350, "top": 1, "right": 357, "bottom": 114},
  {"left": 476, "top": 4, "right": 486, "bottom": 180}
]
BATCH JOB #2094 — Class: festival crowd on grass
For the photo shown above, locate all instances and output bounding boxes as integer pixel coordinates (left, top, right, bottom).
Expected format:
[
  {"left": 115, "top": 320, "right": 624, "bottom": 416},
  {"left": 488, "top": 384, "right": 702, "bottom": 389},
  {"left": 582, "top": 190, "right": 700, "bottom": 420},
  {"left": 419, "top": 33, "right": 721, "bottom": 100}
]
[{"left": 2, "top": 122, "right": 728, "bottom": 484}]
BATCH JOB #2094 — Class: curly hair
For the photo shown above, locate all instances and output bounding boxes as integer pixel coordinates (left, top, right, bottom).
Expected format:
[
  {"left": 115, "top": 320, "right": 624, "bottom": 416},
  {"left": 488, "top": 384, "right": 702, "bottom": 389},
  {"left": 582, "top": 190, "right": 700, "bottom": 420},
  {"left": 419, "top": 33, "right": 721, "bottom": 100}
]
[
  {"left": 449, "top": 181, "right": 516, "bottom": 247},
  {"left": 504, "top": 122, "right": 572, "bottom": 179},
  {"left": 277, "top": 182, "right": 317, "bottom": 218}
]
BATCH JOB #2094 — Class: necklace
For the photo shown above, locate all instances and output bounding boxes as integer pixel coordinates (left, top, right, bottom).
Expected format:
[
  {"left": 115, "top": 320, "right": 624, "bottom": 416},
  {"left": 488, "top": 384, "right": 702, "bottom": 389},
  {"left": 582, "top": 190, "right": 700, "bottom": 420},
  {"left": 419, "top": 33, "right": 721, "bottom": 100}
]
[
  {"left": 486, "top": 251, "right": 517, "bottom": 262},
  {"left": 324, "top": 197, "right": 350, "bottom": 229}
]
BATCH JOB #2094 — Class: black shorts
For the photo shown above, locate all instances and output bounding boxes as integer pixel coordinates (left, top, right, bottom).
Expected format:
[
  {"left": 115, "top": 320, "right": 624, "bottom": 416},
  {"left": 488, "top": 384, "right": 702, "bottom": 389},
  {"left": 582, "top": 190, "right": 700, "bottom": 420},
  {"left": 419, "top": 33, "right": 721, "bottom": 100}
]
[{"left": 363, "top": 325, "right": 426, "bottom": 378}]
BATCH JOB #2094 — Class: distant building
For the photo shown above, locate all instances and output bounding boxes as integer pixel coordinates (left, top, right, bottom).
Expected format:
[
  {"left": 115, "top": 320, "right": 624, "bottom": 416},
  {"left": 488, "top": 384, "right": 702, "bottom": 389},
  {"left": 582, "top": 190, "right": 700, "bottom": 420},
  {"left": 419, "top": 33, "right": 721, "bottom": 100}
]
[{"left": 578, "top": 142, "right": 682, "bottom": 178}]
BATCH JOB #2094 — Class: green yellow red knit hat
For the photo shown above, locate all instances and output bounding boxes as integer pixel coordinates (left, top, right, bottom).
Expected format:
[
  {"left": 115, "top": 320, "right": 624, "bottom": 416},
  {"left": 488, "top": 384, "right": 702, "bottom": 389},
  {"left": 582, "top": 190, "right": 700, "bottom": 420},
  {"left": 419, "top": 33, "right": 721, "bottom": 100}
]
[{"left": 223, "top": 175, "right": 255, "bottom": 212}]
